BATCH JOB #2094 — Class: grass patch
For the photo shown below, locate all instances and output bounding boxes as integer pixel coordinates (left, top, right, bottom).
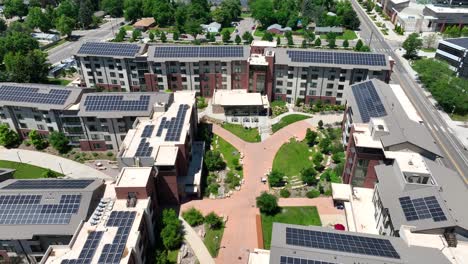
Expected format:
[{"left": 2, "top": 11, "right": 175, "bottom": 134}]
[
  {"left": 122, "top": 25, "right": 134, "bottom": 31},
  {"left": 421, "top": 47, "right": 436, "bottom": 52},
  {"left": 222, "top": 123, "right": 260, "bottom": 142},
  {"left": 222, "top": 27, "right": 235, "bottom": 35},
  {"left": 167, "top": 249, "right": 179, "bottom": 263},
  {"left": 272, "top": 114, "right": 310, "bottom": 133},
  {"left": 273, "top": 139, "right": 311, "bottom": 177},
  {"left": 261, "top": 206, "right": 321, "bottom": 249},
  {"left": 204, "top": 226, "right": 224, "bottom": 257},
  {"left": 44, "top": 39, "right": 67, "bottom": 51},
  {"left": 241, "top": 12, "right": 252, "bottom": 18},
  {"left": 0, "top": 160, "right": 62, "bottom": 179},
  {"left": 214, "top": 136, "right": 243, "bottom": 177},
  {"left": 320, "top": 30, "right": 358, "bottom": 40},
  {"left": 451, "top": 114, "right": 468, "bottom": 122},
  {"left": 47, "top": 78, "right": 72, "bottom": 86}
]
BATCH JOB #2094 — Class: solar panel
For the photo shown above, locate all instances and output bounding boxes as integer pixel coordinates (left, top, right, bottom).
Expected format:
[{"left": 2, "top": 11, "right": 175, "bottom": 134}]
[
  {"left": 399, "top": 196, "right": 447, "bottom": 222},
  {"left": 351, "top": 81, "right": 387, "bottom": 122},
  {"left": 141, "top": 125, "right": 155, "bottom": 138},
  {"left": 135, "top": 138, "right": 153, "bottom": 157},
  {"left": 0, "top": 85, "right": 71, "bottom": 105},
  {"left": 83, "top": 95, "right": 150, "bottom": 112},
  {"left": 0, "top": 194, "right": 81, "bottom": 225},
  {"left": 61, "top": 231, "right": 103, "bottom": 264},
  {"left": 280, "top": 256, "right": 337, "bottom": 264},
  {"left": 78, "top": 42, "right": 141, "bottom": 57},
  {"left": 163, "top": 104, "right": 189, "bottom": 142},
  {"left": 285, "top": 227, "right": 400, "bottom": 259},
  {"left": 98, "top": 211, "right": 136, "bottom": 264},
  {"left": 154, "top": 46, "right": 244, "bottom": 58},
  {"left": 2, "top": 180, "right": 94, "bottom": 190},
  {"left": 286, "top": 50, "right": 387, "bottom": 66}
]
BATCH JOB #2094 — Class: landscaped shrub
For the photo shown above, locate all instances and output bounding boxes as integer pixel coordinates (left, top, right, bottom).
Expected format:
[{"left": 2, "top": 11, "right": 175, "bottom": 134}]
[
  {"left": 182, "top": 207, "right": 204, "bottom": 227},
  {"left": 301, "top": 167, "right": 318, "bottom": 185},
  {"left": 207, "top": 183, "right": 220, "bottom": 195},
  {"left": 256, "top": 192, "right": 279, "bottom": 215},
  {"left": 306, "top": 189, "right": 320, "bottom": 198},
  {"left": 280, "top": 189, "right": 291, "bottom": 198},
  {"left": 268, "top": 170, "right": 285, "bottom": 187},
  {"left": 324, "top": 189, "right": 333, "bottom": 196},
  {"left": 225, "top": 171, "right": 241, "bottom": 189},
  {"left": 204, "top": 150, "right": 226, "bottom": 171},
  {"left": 205, "top": 212, "right": 224, "bottom": 229}
]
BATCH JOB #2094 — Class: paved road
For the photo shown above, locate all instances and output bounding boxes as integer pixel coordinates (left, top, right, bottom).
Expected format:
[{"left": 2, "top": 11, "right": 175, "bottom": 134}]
[
  {"left": 351, "top": 0, "right": 468, "bottom": 183},
  {"left": 47, "top": 18, "right": 124, "bottom": 64}
]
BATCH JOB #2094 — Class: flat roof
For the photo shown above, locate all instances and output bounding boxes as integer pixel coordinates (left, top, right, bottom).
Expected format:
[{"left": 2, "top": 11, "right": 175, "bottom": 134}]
[
  {"left": 116, "top": 167, "right": 152, "bottom": 188},
  {"left": 442, "top": 38, "right": 468, "bottom": 49},
  {"left": 76, "top": 42, "right": 146, "bottom": 58},
  {"left": 133, "top": 17, "right": 155, "bottom": 27},
  {"left": 0, "top": 83, "right": 86, "bottom": 111},
  {"left": 251, "top": 40, "right": 277, "bottom": 47},
  {"left": 147, "top": 45, "right": 250, "bottom": 62},
  {"left": 0, "top": 179, "right": 103, "bottom": 240},
  {"left": 212, "top": 90, "right": 269, "bottom": 107},
  {"left": 425, "top": 4, "right": 468, "bottom": 14},
  {"left": 270, "top": 223, "right": 451, "bottom": 264},
  {"left": 78, "top": 92, "right": 173, "bottom": 118}
]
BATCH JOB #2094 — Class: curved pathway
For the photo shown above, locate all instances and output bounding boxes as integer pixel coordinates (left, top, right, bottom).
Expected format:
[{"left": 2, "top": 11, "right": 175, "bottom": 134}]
[
  {"left": 0, "top": 148, "right": 112, "bottom": 180},
  {"left": 181, "top": 119, "right": 317, "bottom": 263}
]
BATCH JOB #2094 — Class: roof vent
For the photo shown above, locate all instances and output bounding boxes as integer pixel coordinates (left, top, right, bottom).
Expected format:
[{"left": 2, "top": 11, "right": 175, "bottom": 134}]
[
  {"left": 377, "top": 124, "right": 384, "bottom": 130},
  {"left": 408, "top": 160, "right": 413, "bottom": 165}
]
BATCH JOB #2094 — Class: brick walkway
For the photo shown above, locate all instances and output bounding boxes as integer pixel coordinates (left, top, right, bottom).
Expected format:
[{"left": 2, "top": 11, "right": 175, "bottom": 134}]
[{"left": 181, "top": 120, "right": 321, "bottom": 263}]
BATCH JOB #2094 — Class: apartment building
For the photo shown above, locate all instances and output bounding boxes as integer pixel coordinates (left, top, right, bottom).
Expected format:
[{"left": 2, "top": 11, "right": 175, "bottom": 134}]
[
  {"left": 0, "top": 179, "right": 104, "bottom": 264},
  {"left": 0, "top": 83, "right": 87, "bottom": 139},
  {"left": 75, "top": 42, "right": 392, "bottom": 105},
  {"left": 118, "top": 91, "right": 204, "bottom": 204},
  {"left": 435, "top": 38, "right": 468, "bottom": 78},
  {"left": 43, "top": 167, "right": 159, "bottom": 264},
  {"left": 341, "top": 79, "right": 442, "bottom": 188}
]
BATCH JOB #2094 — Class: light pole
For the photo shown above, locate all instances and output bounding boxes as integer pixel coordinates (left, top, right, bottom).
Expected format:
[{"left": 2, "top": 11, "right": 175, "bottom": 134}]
[{"left": 451, "top": 105, "right": 456, "bottom": 116}]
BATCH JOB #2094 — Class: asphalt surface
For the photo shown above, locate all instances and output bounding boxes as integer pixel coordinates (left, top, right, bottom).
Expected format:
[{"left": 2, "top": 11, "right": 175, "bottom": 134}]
[
  {"left": 47, "top": 18, "right": 124, "bottom": 64},
  {"left": 351, "top": 0, "right": 468, "bottom": 183}
]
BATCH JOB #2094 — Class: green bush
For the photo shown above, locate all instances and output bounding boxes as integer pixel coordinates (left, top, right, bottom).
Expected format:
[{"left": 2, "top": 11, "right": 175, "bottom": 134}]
[
  {"left": 182, "top": 207, "right": 204, "bottom": 226},
  {"left": 256, "top": 192, "right": 279, "bottom": 215},
  {"left": 106, "top": 151, "right": 114, "bottom": 157},
  {"left": 92, "top": 152, "right": 99, "bottom": 157},
  {"left": 207, "top": 183, "right": 220, "bottom": 195},
  {"left": 204, "top": 150, "right": 226, "bottom": 171},
  {"left": 324, "top": 189, "right": 332, "bottom": 196},
  {"left": 280, "top": 189, "right": 291, "bottom": 198},
  {"left": 225, "top": 171, "right": 241, "bottom": 189},
  {"left": 268, "top": 170, "right": 285, "bottom": 187},
  {"left": 301, "top": 167, "right": 318, "bottom": 185},
  {"left": 205, "top": 212, "right": 224, "bottom": 229},
  {"left": 306, "top": 189, "right": 320, "bottom": 198}
]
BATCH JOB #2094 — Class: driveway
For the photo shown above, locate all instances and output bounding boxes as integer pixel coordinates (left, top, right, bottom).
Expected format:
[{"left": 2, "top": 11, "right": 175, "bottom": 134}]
[
  {"left": 181, "top": 118, "right": 325, "bottom": 263},
  {"left": 0, "top": 148, "right": 112, "bottom": 180}
]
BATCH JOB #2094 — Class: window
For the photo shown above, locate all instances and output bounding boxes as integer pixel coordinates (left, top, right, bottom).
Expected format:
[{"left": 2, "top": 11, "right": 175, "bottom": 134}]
[
  {"left": 87, "top": 117, "right": 96, "bottom": 122},
  {"left": 34, "top": 115, "right": 42, "bottom": 121},
  {"left": 119, "top": 73, "right": 124, "bottom": 78},
  {"left": 311, "top": 74, "right": 318, "bottom": 80},
  {"left": 276, "top": 80, "right": 283, "bottom": 86},
  {"left": 286, "top": 90, "right": 292, "bottom": 95},
  {"left": 101, "top": 126, "right": 109, "bottom": 132},
  {"left": 48, "top": 127, "right": 54, "bottom": 132},
  {"left": 288, "top": 74, "right": 294, "bottom": 79},
  {"left": 339, "top": 76, "right": 346, "bottom": 82},
  {"left": 194, "top": 69, "right": 199, "bottom": 74},
  {"left": 110, "top": 72, "right": 116, "bottom": 77},
  {"left": 37, "top": 124, "right": 45, "bottom": 130},
  {"left": 112, "top": 80, "right": 118, "bottom": 84},
  {"left": 300, "top": 83, "right": 306, "bottom": 88},
  {"left": 326, "top": 91, "right": 332, "bottom": 96},
  {"left": 308, "top": 90, "right": 316, "bottom": 96},
  {"left": 106, "top": 144, "right": 113, "bottom": 150},
  {"left": 157, "top": 77, "right": 163, "bottom": 82},
  {"left": 299, "top": 90, "right": 305, "bottom": 96},
  {"left": 16, "top": 114, "right": 24, "bottom": 120},
  {"left": 337, "top": 93, "right": 343, "bottom": 98},
  {"left": 338, "top": 85, "right": 344, "bottom": 90},
  {"left": 98, "top": 79, "right": 104, "bottom": 83},
  {"left": 182, "top": 77, "right": 187, "bottom": 82},
  {"left": 326, "top": 83, "right": 334, "bottom": 89},
  {"left": 328, "top": 75, "right": 335, "bottom": 81},
  {"left": 104, "top": 135, "right": 111, "bottom": 141},
  {"left": 109, "top": 65, "right": 115, "bottom": 70},
  {"left": 93, "top": 143, "right": 101, "bottom": 149},
  {"left": 310, "top": 82, "right": 317, "bottom": 88},
  {"left": 301, "top": 74, "right": 307, "bottom": 80},
  {"left": 287, "top": 82, "right": 293, "bottom": 87},
  {"left": 19, "top": 123, "right": 27, "bottom": 128},
  {"left": 0, "top": 114, "right": 5, "bottom": 119},
  {"left": 171, "top": 76, "right": 177, "bottom": 81}
]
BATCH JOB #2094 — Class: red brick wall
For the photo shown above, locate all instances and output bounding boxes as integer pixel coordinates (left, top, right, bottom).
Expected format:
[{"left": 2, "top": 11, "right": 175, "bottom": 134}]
[
  {"left": 115, "top": 187, "right": 149, "bottom": 200},
  {"left": 232, "top": 61, "right": 249, "bottom": 90},
  {"left": 156, "top": 171, "right": 179, "bottom": 204},
  {"left": 265, "top": 56, "right": 275, "bottom": 101},
  {"left": 144, "top": 73, "right": 158, "bottom": 91},
  {"left": 363, "top": 160, "right": 380, "bottom": 188},
  {"left": 79, "top": 140, "right": 107, "bottom": 151},
  {"left": 305, "top": 95, "right": 337, "bottom": 105}
]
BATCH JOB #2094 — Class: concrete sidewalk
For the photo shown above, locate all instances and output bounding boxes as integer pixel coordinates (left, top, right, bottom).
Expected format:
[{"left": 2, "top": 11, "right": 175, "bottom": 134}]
[
  {"left": 0, "top": 148, "right": 112, "bottom": 180},
  {"left": 180, "top": 217, "right": 216, "bottom": 264}
]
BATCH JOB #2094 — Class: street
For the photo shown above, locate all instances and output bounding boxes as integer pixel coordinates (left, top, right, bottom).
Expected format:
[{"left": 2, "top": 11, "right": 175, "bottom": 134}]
[
  {"left": 47, "top": 18, "right": 124, "bottom": 64},
  {"left": 350, "top": 0, "right": 468, "bottom": 183}
]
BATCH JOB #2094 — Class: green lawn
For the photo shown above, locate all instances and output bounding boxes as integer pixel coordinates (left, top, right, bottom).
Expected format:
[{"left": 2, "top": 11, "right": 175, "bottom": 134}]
[
  {"left": 272, "top": 139, "right": 312, "bottom": 177},
  {"left": 204, "top": 226, "right": 224, "bottom": 257},
  {"left": 222, "top": 123, "right": 260, "bottom": 142},
  {"left": 214, "top": 136, "right": 243, "bottom": 177},
  {"left": 241, "top": 12, "right": 252, "bottom": 18},
  {"left": 320, "top": 30, "right": 358, "bottom": 40},
  {"left": 0, "top": 160, "right": 62, "bottom": 179},
  {"left": 262, "top": 207, "right": 322, "bottom": 249},
  {"left": 452, "top": 114, "right": 468, "bottom": 122},
  {"left": 44, "top": 39, "right": 67, "bottom": 51},
  {"left": 122, "top": 25, "right": 134, "bottom": 31},
  {"left": 222, "top": 27, "right": 235, "bottom": 35},
  {"left": 167, "top": 249, "right": 179, "bottom": 263},
  {"left": 421, "top": 47, "right": 436, "bottom": 52},
  {"left": 272, "top": 114, "right": 310, "bottom": 133},
  {"left": 47, "top": 78, "right": 72, "bottom": 86}
]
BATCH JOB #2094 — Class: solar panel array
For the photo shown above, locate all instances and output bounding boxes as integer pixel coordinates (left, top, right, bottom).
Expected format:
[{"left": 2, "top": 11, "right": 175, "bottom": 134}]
[
  {"left": 280, "top": 256, "right": 337, "bottom": 264},
  {"left": 83, "top": 95, "right": 151, "bottom": 112},
  {"left": 0, "top": 85, "right": 71, "bottom": 105},
  {"left": 2, "top": 180, "right": 94, "bottom": 190},
  {"left": 285, "top": 227, "right": 400, "bottom": 259},
  {"left": 98, "top": 211, "right": 136, "bottom": 264},
  {"left": 0, "top": 194, "right": 81, "bottom": 225},
  {"left": 154, "top": 46, "right": 244, "bottom": 58},
  {"left": 351, "top": 81, "right": 387, "bottom": 123},
  {"left": 141, "top": 125, "right": 155, "bottom": 138},
  {"left": 61, "top": 231, "right": 104, "bottom": 264},
  {"left": 286, "top": 50, "right": 387, "bottom": 66},
  {"left": 399, "top": 196, "right": 447, "bottom": 222},
  {"left": 135, "top": 138, "right": 153, "bottom": 157},
  {"left": 163, "top": 104, "right": 189, "bottom": 142},
  {"left": 78, "top": 42, "right": 141, "bottom": 57}
]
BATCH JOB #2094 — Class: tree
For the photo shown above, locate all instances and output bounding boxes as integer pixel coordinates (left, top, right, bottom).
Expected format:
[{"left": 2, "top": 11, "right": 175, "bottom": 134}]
[
  {"left": 204, "top": 150, "right": 226, "bottom": 171},
  {"left": 185, "top": 19, "right": 202, "bottom": 39},
  {"left": 319, "top": 137, "right": 332, "bottom": 154},
  {"left": 287, "top": 35, "right": 294, "bottom": 46},
  {"left": 152, "top": 0, "right": 175, "bottom": 27},
  {"left": 78, "top": 0, "right": 94, "bottom": 29},
  {"left": 55, "top": 15, "right": 76, "bottom": 38},
  {"left": 301, "top": 39, "right": 308, "bottom": 48},
  {"left": 0, "top": 124, "right": 20, "bottom": 148},
  {"left": 443, "top": 25, "right": 460, "bottom": 38},
  {"left": 461, "top": 26, "right": 468, "bottom": 37},
  {"left": 262, "top": 31, "right": 273, "bottom": 41},
  {"left": 268, "top": 170, "right": 284, "bottom": 187},
  {"left": 26, "top": 7, "right": 46, "bottom": 31},
  {"left": 161, "top": 209, "right": 183, "bottom": 250},
  {"left": 306, "top": 189, "right": 320, "bottom": 198},
  {"left": 251, "top": 0, "right": 275, "bottom": 26},
  {"left": 160, "top": 31, "right": 167, "bottom": 42},
  {"left": 301, "top": 167, "right": 318, "bottom": 185},
  {"left": 280, "top": 189, "right": 290, "bottom": 198},
  {"left": 343, "top": 39, "right": 349, "bottom": 48},
  {"left": 256, "top": 192, "right": 279, "bottom": 215},
  {"left": 235, "top": 34, "right": 241, "bottom": 45},
  {"left": 327, "top": 37, "right": 336, "bottom": 49},
  {"left": 313, "top": 152, "right": 323, "bottom": 164},
  {"left": 182, "top": 207, "right": 204, "bottom": 226},
  {"left": 402, "top": 33, "right": 423, "bottom": 59},
  {"left": 28, "top": 130, "right": 48, "bottom": 150},
  {"left": 4, "top": 49, "right": 49, "bottom": 83},
  {"left": 124, "top": 0, "right": 142, "bottom": 22},
  {"left": 0, "top": 19, "right": 7, "bottom": 34},
  {"left": 3, "top": 0, "right": 28, "bottom": 19},
  {"left": 155, "top": 250, "right": 169, "bottom": 264},
  {"left": 173, "top": 31, "right": 180, "bottom": 41},
  {"left": 318, "top": 120, "right": 324, "bottom": 129},
  {"left": 101, "top": 0, "right": 124, "bottom": 17},
  {"left": 276, "top": 36, "right": 281, "bottom": 45},
  {"left": 49, "top": 132, "right": 70, "bottom": 154},
  {"left": 205, "top": 212, "right": 223, "bottom": 229},
  {"left": 114, "top": 27, "right": 126, "bottom": 42},
  {"left": 149, "top": 31, "right": 155, "bottom": 42},
  {"left": 423, "top": 33, "right": 437, "bottom": 49},
  {"left": 305, "top": 128, "right": 318, "bottom": 146},
  {"left": 242, "top": 31, "right": 253, "bottom": 43},
  {"left": 222, "top": 29, "right": 231, "bottom": 43},
  {"left": 314, "top": 37, "right": 321, "bottom": 47},
  {"left": 355, "top": 39, "right": 363, "bottom": 51},
  {"left": 42, "top": 169, "right": 58, "bottom": 178},
  {"left": 332, "top": 152, "right": 345, "bottom": 164},
  {"left": 0, "top": 32, "right": 39, "bottom": 62},
  {"left": 56, "top": 0, "right": 78, "bottom": 20},
  {"left": 212, "top": 0, "right": 241, "bottom": 27}
]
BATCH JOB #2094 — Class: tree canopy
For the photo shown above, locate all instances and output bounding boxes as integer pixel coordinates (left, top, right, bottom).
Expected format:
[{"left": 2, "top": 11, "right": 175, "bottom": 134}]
[
  {"left": 0, "top": 124, "right": 20, "bottom": 148},
  {"left": 402, "top": 33, "right": 423, "bottom": 59},
  {"left": 256, "top": 192, "right": 279, "bottom": 215}
]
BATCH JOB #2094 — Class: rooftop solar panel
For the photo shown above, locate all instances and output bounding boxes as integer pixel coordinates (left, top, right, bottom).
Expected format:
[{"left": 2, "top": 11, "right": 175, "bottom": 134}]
[
  {"left": 2, "top": 180, "right": 94, "bottom": 190},
  {"left": 280, "top": 256, "right": 337, "bottom": 264},
  {"left": 141, "top": 125, "right": 155, "bottom": 138},
  {"left": 83, "top": 95, "right": 150, "bottom": 112},
  {"left": 78, "top": 42, "right": 141, "bottom": 57},
  {"left": 351, "top": 81, "right": 387, "bottom": 122},
  {"left": 98, "top": 211, "right": 136, "bottom": 264},
  {"left": 153, "top": 46, "right": 244, "bottom": 58},
  {"left": 285, "top": 227, "right": 400, "bottom": 259},
  {"left": 286, "top": 50, "right": 387, "bottom": 66},
  {"left": 135, "top": 138, "right": 153, "bottom": 157},
  {"left": 0, "top": 85, "right": 71, "bottom": 105},
  {"left": 61, "top": 231, "right": 103, "bottom": 264},
  {"left": 399, "top": 196, "right": 447, "bottom": 222},
  {"left": 0, "top": 194, "right": 81, "bottom": 225}
]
